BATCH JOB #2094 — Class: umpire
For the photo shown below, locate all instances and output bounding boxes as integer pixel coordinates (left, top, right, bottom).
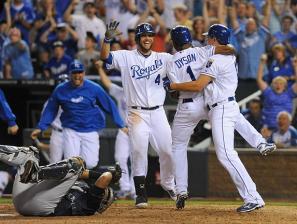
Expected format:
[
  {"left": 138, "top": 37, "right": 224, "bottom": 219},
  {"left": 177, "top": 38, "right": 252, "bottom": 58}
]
[{"left": 31, "top": 60, "right": 125, "bottom": 168}]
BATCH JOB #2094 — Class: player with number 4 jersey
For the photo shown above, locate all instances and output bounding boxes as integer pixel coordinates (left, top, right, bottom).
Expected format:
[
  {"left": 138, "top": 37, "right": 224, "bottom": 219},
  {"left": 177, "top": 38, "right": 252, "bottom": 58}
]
[{"left": 101, "top": 21, "right": 176, "bottom": 208}]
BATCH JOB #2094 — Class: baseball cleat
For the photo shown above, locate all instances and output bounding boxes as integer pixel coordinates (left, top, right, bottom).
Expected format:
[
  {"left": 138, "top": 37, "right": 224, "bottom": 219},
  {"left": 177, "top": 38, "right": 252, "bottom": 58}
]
[
  {"left": 176, "top": 193, "right": 188, "bottom": 209},
  {"left": 20, "top": 160, "right": 39, "bottom": 183},
  {"left": 257, "top": 143, "right": 276, "bottom": 156},
  {"left": 236, "top": 203, "right": 264, "bottom": 213},
  {"left": 135, "top": 196, "right": 148, "bottom": 209}
]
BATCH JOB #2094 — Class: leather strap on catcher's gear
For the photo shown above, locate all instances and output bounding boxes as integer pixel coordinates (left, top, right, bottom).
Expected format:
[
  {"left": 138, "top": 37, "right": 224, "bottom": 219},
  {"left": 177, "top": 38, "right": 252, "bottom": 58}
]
[
  {"left": 0, "top": 145, "right": 39, "bottom": 166},
  {"left": 22, "top": 157, "right": 85, "bottom": 183}
]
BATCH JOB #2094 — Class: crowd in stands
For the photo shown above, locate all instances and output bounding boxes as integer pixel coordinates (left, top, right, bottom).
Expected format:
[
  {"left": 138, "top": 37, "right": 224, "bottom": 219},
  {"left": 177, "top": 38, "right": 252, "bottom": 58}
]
[{"left": 0, "top": 0, "right": 297, "bottom": 147}]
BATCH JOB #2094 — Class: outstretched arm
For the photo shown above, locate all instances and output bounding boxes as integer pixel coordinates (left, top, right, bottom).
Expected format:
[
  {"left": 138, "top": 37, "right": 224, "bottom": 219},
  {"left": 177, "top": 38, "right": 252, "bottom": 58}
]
[
  {"left": 257, "top": 54, "right": 268, "bottom": 91},
  {"left": 170, "top": 74, "right": 213, "bottom": 92},
  {"left": 95, "top": 60, "right": 112, "bottom": 89},
  {"left": 100, "top": 21, "right": 122, "bottom": 60}
]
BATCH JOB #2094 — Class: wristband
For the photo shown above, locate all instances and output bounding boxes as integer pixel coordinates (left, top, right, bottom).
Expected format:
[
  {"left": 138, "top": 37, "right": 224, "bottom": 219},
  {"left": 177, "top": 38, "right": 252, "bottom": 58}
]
[{"left": 104, "top": 37, "right": 112, "bottom": 43}]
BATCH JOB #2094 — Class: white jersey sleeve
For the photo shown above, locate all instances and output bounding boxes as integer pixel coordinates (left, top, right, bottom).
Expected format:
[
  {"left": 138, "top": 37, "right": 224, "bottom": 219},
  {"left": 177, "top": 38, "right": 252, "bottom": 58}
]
[
  {"left": 200, "top": 56, "right": 218, "bottom": 79},
  {"left": 106, "top": 50, "right": 129, "bottom": 71},
  {"left": 193, "top": 45, "right": 215, "bottom": 63}
]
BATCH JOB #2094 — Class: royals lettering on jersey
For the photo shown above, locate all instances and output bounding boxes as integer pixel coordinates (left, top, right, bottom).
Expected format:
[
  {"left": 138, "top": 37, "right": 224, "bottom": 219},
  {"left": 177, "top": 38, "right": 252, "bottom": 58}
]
[
  {"left": 131, "top": 60, "right": 163, "bottom": 79},
  {"left": 106, "top": 49, "right": 172, "bottom": 107},
  {"left": 174, "top": 54, "right": 196, "bottom": 69}
]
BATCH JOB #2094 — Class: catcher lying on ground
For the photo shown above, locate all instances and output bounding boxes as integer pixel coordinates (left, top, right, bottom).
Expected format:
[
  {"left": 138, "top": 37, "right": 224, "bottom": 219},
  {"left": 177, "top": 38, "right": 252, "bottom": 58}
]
[{"left": 0, "top": 144, "right": 122, "bottom": 216}]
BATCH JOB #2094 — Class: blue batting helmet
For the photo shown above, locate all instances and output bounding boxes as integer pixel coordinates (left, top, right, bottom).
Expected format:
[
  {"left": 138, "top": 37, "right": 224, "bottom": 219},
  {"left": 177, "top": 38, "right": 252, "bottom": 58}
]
[
  {"left": 70, "top": 60, "right": 84, "bottom": 73},
  {"left": 170, "top": 25, "right": 192, "bottom": 47},
  {"left": 203, "top": 24, "right": 230, "bottom": 45},
  {"left": 135, "top": 23, "right": 156, "bottom": 42}
]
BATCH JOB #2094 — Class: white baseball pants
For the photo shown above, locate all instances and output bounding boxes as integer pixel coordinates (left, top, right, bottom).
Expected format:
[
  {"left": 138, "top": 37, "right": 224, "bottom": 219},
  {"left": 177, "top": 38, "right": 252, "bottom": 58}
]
[
  {"left": 127, "top": 107, "right": 175, "bottom": 191},
  {"left": 49, "top": 129, "right": 63, "bottom": 163},
  {"left": 63, "top": 128, "right": 99, "bottom": 169},
  {"left": 114, "top": 129, "right": 135, "bottom": 193},
  {"left": 209, "top": 101, "right": 264, "bottom": 205}
]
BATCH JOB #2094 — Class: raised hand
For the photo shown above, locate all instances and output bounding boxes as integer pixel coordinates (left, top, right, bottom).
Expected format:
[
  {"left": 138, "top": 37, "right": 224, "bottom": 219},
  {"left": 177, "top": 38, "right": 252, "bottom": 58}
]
[{"left": 105, "top": 21, "right": 122, "bottom": 41}]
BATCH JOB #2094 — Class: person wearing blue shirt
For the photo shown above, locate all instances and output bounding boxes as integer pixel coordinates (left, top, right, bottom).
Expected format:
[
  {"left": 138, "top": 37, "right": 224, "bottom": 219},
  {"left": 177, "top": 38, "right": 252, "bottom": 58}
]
[
  {"left": 257, "top": 55, "right": 297, "bottom": 129},
  {"left": 264, "top": 44, "right": 295, "bottom": 86},
  {"left": 2, "top": 27, "right": 34, "bottom": 79},
  {"left": 267, "top": 111, "right": 297, "bottom": 148},
  {"left": 0, "top": 88, "right": 18, "bottom": 135},
  {"left": 228, "top": 3, "right": 271, "bottom": 80},
  {"left": 31, "top": 60, "right": 125, "bottom": 169},
  {"left": 0, "top": 0, "right": 35, "bottom": 45},
  {"left": 44, "top": 41, "right": 72, "bottom": 80},
  {"left": 270, "top": 15, "right": 295, "bottom": 47}
]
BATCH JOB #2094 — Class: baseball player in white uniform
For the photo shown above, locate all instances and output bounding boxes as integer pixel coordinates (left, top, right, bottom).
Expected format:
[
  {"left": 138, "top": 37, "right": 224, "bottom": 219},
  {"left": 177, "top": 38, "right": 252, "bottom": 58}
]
[
  {"left": 101, "top": 21, "right": 176, "bottom": 208},
  {"left": 166, "top": 24, "right": 276, "bottom": 213},
  {"left": 166, "top": 26, "right": 277, "bottom": 209},
  {"left": 96, "top": 60, "right": 135, "bottom": 198}
]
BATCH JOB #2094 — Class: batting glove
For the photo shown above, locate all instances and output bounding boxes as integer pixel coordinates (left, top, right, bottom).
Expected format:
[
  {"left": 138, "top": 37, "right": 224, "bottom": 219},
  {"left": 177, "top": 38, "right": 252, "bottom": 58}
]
[
  {"left": 104, "top": 21, "right": 122, "bottom": 42},
  {"left": 163, "top": 77, "right": 175, "bottom": 93}
]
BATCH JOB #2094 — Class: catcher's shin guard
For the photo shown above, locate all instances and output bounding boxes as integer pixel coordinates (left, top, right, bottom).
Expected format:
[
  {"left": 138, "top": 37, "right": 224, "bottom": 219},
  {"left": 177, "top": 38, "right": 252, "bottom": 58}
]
[
  {"left": 22, "top": 157, "right": 85, "bottom": 183},
  {"left": 90, "top": 163, "right": 122, "bottom": 184},
  {"left": 0, "top": 145, "right": 39, "bottom": 166}
]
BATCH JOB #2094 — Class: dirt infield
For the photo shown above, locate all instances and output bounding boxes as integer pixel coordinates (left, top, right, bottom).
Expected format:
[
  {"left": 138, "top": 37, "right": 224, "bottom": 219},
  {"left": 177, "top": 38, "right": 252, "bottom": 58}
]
[{"left": 0, "top": 199, "right": 297, "bottom": 224}]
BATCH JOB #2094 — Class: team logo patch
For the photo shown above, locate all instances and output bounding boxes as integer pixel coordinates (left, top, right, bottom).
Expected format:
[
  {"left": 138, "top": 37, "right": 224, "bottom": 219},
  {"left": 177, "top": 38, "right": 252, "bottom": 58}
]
[{"left": 206, "top": 59, "right": 214, "bottom": 68}]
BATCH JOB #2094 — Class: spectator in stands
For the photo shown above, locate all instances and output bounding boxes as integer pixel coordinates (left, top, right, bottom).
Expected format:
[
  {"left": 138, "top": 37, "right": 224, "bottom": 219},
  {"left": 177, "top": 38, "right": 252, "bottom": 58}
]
[
  {"left": 228, "top": 0, "right": 271, "bottom": 80},
  {"left": 264, "top": 43, "right": 296, "bottom": 87},
  {"left": 172, "top": 3, "right": 192, "bottom": 30},
  {"left": 257, "top": 54, "right": 297, "bottom": 130},
  {"left": 33, "top": 0, "right": 63, "bottom": 50},
  {"left": 263, "top": 111, "right": 297, "bottom": 148},
  {"left": 0, "top": 2, "right": 11, "bottom": 78},
  {"left": 64, "top": 0, "right": 106, "bottom": 49},
  {"left": 285, "top": 23, "right": 297, "bottom": 56},
  {"left": 2, "top": 27, "right": 34, "bottom": 79},
  {"left": 270, "top": 15, "right": 295, "bottom": 47},
  {"left": 191, "top": 17, "right": 207, "bottom": 47},
  {"left": 40, "top": 22, "right": 78, "bottom": 59},
  {"left": 243, "top": 98, "right": 264, "bottom": 132},
  {"left": 77, "top": 31, "right": 100, "bottom": 75},
  {"left": 1, "top": 0, "right": 35, "bottom": 45},
  {"left": 121, "top": 28, "right": 137, "bottom": 50},
  {"left": 43, "top": 41, "right": 72, "bottom": 80}
]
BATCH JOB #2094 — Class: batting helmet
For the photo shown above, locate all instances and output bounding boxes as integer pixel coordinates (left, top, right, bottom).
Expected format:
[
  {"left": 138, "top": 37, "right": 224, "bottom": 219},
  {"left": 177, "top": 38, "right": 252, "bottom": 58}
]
[
  {"left": 203, "top": 24, "right": 230, "bottom": 45},
  {"left": 135, "top": 23, "right": 156, "bottom": 43},
  {"left": 70, "top": 60, "right": 84, "bottom": 73},
  {"left": 170, "top": 25, "right": 192, "bottom": 47},
  {"left": 57, "top": 74, "right": 69, "bottom": 84}
]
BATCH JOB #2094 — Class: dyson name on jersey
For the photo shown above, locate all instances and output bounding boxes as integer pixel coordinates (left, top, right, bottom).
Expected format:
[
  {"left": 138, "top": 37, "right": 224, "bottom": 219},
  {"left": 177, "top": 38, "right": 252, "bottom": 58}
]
[
  {"left": 174, "top": 54, "right": 196, "bottom": 69},
  {"left": 131, "top": 60, "right": 163, "bottom": 79}
]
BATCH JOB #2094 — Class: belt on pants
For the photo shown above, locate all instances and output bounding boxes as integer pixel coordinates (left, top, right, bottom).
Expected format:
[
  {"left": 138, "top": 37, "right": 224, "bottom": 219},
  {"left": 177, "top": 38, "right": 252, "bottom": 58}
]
[
  {"left": 182, "top": 98, "right": 193, "bottom": 104},
  {"left": 207, "top": 96, "right": 235, "bottom": 111},
  {"left": 131, "top": 106, "right": 160, "bottom": 110},
  {"left": 52, "top": 126, "right": 63, "bottom": 132}
]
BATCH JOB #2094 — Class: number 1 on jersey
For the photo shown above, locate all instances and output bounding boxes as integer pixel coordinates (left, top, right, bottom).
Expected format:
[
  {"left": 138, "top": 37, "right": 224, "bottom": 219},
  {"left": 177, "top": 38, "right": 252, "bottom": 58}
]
[
  {"left": 186, "top": 66, "right": 196, "bottom": 81},
  {"left": 155, "top": 74, "right": 160, "bottom": 85}
]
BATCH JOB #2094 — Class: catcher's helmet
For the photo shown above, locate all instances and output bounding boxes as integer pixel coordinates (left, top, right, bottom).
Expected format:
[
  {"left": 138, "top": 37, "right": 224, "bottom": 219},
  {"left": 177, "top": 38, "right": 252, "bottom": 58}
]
[
  {"left": 135, "top": 23, "right": 155, "bottom": 43},
  {"left": 70, "top": 60, "right": 84, "bottom": 73},
  {"left": 170, "top": 25, "right": 192, "bottom": 47},
  {"left": 57, "top": 74, "right": 69, "bottom": 84},
  {"left": 203, "top": 24, "right": 230, "bottom": 45}
]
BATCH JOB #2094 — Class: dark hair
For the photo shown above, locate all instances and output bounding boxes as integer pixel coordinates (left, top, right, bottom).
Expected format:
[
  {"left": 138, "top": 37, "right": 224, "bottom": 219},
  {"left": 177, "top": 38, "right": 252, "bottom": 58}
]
[{"left": 86, "top": 31, "right": 96, "bottom": 43}]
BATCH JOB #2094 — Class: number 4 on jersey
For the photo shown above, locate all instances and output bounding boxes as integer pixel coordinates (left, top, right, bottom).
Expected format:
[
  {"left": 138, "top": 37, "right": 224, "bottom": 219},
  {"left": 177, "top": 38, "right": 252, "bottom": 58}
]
[{"left": 155, "top": 74, "right": 160, "bottom": 85}]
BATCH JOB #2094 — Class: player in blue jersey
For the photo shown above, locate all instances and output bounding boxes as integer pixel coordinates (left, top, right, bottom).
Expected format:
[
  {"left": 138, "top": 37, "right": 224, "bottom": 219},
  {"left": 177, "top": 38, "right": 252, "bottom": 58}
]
[{"left": 31, "top": 60, "right": 125, "bottom": 169}]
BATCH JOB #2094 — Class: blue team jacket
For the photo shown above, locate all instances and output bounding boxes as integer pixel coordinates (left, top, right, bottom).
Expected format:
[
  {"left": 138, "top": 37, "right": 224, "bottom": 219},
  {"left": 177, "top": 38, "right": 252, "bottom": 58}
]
[
  {"left": 38, "top": 79, "right": 124, "bottom": 132},
  {"left": 0, "top": 89, "right": 16, "bottom": 126}
]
